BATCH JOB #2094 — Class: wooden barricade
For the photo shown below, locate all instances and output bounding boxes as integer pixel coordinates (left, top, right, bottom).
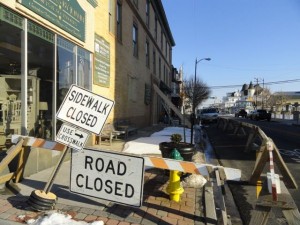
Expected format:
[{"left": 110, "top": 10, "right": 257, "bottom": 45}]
[
  {"left": 0, "top": 139, "right": 24, "bottom": 184},
  {"left": 248, "top": 139, "right": 299, "bottom": 224},
  {"left": 0, "top": 135, "right": 66, "bottom": 185},
  {"left": 217, "top": 118, "right": 299, "bottom": 224},
  {"left": 249, "top": 138, "right": 297, "bottom": 189}
]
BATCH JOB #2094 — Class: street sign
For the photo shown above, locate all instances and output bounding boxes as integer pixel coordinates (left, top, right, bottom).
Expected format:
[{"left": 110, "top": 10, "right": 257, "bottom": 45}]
[
  {"left": 56, "top": 124, "right": 89, "bottom": 151},
  {"left": 56, "top": 85, "right": 114, "bottom": 134},
  {"left": 70, "top": 148, "right": 144, "bottom": 207}
]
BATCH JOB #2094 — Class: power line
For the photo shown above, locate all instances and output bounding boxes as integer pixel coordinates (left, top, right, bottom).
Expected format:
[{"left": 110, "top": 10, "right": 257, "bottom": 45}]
[{"left": 209, "top": 79, "right": 300, "bottom": 89}]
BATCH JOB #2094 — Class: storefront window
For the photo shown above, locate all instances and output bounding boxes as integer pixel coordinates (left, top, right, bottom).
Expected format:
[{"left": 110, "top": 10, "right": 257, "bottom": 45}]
[
  {"left": 56, "top": 38, "right": 92, "bottom": 134},
  {"left": 0, "top": 8, "right": 22, "bottom": 135},
  {"left": 28, "top": 21, "right": 54, "bottom": 139},
  {"left": 0, "top": 7, "right": 92, "bottom": 140},
  {"left": 77, "top": 47, "right": 92, "bottom": 90},
  {"left": 57, "top": 37, "right": 76, "bottom": 107}
]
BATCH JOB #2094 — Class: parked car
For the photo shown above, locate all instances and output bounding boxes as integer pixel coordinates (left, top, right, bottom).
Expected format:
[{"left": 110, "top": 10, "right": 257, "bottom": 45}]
[
  {"left": 198, "top": 108, "right": 219, "bottom": 123},
  {"left": 246, "top": 110, "right": 255, "bottom": 119},
  {"left": 235, "top": 109, "right": 247, "bottom": 118},
  {"left": 248, "top": 109, "right": 271, "bottom": 121}
]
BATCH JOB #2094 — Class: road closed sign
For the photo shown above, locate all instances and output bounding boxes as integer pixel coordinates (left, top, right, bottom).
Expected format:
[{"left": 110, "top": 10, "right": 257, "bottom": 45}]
[
  {"left": 70, "top": 148, "right": 144, "bottom": 207},
  {"left": 56, "top": 85, "right": 114, "bottom": 134}
]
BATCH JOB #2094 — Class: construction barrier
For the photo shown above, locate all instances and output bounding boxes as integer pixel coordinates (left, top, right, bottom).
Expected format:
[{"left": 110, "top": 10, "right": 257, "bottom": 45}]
[
  {"left": 216, "top": 117, "right": 300, "bottom": 225},
  {"left": 10, "top": 135, "right": 241, "bottom": 182},
  {"left": 144, "top": 156, "right": 241, "bottom": 181},
  {"left": 8, "top": 135, "right": 240, "bottom": 224},
  {"left": 11, "top": 135, "right": 65, "bottom": 151}
]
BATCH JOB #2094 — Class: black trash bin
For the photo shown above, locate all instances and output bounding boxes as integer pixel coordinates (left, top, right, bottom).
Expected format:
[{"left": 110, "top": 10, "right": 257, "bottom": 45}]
[{"left": 159, "top": 142, "right": 195, "bottom": 161}]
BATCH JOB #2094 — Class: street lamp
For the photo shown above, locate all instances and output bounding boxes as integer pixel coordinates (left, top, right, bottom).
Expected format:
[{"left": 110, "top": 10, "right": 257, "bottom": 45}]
[{"left": 191, "top": 57, "right": 211, "bottom": 144}]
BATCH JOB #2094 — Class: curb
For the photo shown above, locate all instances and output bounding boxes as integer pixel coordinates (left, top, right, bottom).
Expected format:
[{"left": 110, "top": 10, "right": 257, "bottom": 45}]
[{"left": 204, "top": 182, "right": 217, "bottom": 224}]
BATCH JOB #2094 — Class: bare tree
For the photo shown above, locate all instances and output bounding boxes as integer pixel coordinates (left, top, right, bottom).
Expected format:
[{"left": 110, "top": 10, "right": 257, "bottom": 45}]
[
  {"left": 267, "top": 91, "right": 290, "bottom": 112},
  {"left": 183, "top": 77, "right": 211, "bottom": 112},
  {"left": 261, "top": 87, "right": 271, "bottom": 109}
]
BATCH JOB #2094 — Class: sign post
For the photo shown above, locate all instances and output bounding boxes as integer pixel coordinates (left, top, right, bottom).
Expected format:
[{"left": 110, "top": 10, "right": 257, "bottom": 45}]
[{"left": 70, "top": 148, "right": 145, "bottom": 207}]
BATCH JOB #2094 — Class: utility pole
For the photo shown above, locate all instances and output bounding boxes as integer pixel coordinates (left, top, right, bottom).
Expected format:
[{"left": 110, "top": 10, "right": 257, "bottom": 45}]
[
  {"left": 254, "top": 77, "right": 263, "bottom": 109},
  {"left": 262, "top": 79, "right": 264, "bottom": 109}
]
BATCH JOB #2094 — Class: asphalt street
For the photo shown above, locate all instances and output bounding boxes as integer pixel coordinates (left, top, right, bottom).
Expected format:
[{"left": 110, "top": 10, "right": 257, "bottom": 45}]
[{"left": 204, "top": 118, "right": 300, "bottom": 225}]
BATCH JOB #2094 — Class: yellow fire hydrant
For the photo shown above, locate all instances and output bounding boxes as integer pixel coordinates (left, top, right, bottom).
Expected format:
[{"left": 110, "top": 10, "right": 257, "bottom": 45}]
[{"left": 166, "top": 148, "right": 184, "bottom": 202}]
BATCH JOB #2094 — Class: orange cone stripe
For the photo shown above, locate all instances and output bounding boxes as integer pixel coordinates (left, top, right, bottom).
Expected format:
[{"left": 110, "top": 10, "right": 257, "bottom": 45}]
[
  {"left": 148, "top": 157, "right": 169, "bottom": 169},
  {"left": 12, "top": 135, "right": 65, "bottom": 151},
  {"left": 54, "top": 143, "right": 66, "bottom": 151},
  {"left": 31, "top": 139, "right": 46, "bottom": 147},
  {"left": 179, "top": 161, "right": 200, "bottom": 174}
]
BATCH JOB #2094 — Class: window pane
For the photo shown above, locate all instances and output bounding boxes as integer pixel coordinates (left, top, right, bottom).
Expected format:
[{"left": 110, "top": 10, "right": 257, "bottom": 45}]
[
  {"left": 77, "top": 47, "right": 92, "bottom": 90},
  {"left": 133, "top": 24, "right": 138, "bottom": 57},
  {"left": 146, "top": 41, "right": 149, "bottom": 67},
  {"left": 28, "top": 21, "right": 54, "bottom": 139},
  {"left": 0, "top": 15, "right": 22, "bottom": 135},
  {"left": 57, "top": 36, "right": 76, "bottom": 106},
  {"left": 146, "top": 0, "right": 150, "bottom": 27},
  {"left": 117, "top": 1, "right": 122, "bottom": 41}
]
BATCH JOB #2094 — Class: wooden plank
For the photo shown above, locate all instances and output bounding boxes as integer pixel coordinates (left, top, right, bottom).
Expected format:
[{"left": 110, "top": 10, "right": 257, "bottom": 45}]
[
  {"left": 257, "top": 128, "right": 269, "bottom": 140},
  {"left": 248, "top": 205, "right": 271, "bottom": 225},
  {"left": 253, "top": 140, "right": 268, "bottom": 169},
  {"left": 282, "top": 209, "right": 300, "bottom": 225},
  {"left": 0, "top": 172, "right": 15, "bottom": 184},
  {"left": 249, "top": 144, "right": 269, "bottom": 185},
  {"left": 0, "top": 140, "right": 23, "bottom": 174},
  {"left": 272, "top": 143, "right": 298, "bottom": 189},
  {"left": 14, "top": 147, "right": 25, "bottom": 183},
  {"left": 204, "top": 181, "right": 218, "bottom": 225},
  {"left": 214, "top": 169, "right": 228, "bottom": 225}
]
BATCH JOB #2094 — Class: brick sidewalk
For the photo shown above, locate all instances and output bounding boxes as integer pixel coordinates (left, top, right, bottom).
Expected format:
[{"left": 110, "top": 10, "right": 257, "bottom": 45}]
[
  {"left": 0, "top": 168, "right": 205, "bottom": 225},
  {"left": 0, "top": 125, "right": 207, "bottom": 224}
]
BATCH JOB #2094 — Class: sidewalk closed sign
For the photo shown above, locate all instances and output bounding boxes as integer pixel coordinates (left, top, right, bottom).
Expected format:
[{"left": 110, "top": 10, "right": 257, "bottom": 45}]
[
  {"left": 56, "top": 85, "right": 114, "bottom": 134},
  {"left": 70, "top": 148, "right": 144, "bottom": 207}
]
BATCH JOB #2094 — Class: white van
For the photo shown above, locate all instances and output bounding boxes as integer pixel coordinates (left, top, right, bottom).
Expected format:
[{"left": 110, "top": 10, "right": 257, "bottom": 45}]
[{"left": 198, "top": 108, "right": 219, "bottom": 123}]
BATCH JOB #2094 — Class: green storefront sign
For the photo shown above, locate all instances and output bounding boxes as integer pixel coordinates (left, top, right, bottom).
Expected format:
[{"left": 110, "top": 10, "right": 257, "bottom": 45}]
[
  {"left": 94, "top": 34, "right": 110, "bottom": 87},
  {"left": 19, "top": 0, "right": 85, "bottom": 41}
]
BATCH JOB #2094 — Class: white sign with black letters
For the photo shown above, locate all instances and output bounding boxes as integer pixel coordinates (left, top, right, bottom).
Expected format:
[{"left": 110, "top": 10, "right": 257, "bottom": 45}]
[
  {"left": 56, "top": 85, "right": 114, "bottom": 134},
  {"left": 70, "top": 148, "right": 144, "bottom": 207},
  {"left": 56, "top": 124, "right": 89, "bottom": 151}
]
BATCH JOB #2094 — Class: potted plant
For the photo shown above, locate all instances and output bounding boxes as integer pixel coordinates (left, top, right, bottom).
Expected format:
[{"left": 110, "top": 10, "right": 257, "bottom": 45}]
[{"left": 159, "top": 133, "right": 195, "bottom": 161}]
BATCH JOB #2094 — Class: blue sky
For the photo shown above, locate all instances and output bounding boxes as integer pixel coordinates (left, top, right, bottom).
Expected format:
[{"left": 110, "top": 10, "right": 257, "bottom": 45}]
[{"left": 162, "top": 0, "right": 300, "bottom": 106}]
